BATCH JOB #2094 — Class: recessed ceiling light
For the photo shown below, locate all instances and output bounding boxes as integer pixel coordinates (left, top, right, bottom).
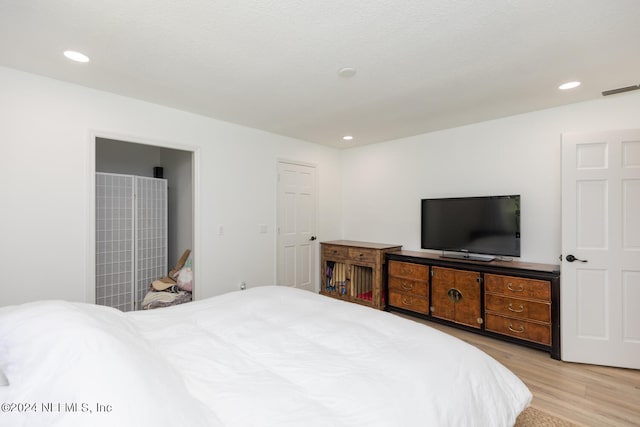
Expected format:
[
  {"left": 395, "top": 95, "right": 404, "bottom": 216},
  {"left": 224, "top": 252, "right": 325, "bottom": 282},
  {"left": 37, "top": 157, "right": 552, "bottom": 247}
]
[
  {"left": 558, "top": 81, "right": 581, "bottom": 90},
  {"left": 64, "top": 50, "right": 90, "bottom": 63},
  {"left": 338, "top": 68, "right": 356, "bottom": 78},
  {"left": 342, "top": 135, "right": 354, "bottom": 141}
]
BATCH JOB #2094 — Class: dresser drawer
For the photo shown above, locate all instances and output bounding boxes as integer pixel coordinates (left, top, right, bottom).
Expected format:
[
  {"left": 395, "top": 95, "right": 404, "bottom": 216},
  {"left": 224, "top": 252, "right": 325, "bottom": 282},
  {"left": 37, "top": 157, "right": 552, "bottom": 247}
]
[
  {"left": 485, "top": 313, "right": 551, "bottom": 346},
  {"left": 322, "top": 245, "right": 348, "bottom": 261},
  {"left": 485, "top": 274, "right": 551, "bottom": 301},
  {"left": 389, "top": 276, "right": 428, "bottom": 297},
  {"left": 348, "top": 247, "right": 377, "bottom": 264},
  {"left": 485, "top": 294, "right": 550, "bottom": 323},
  {"left": 388, "top": 291, "right": 429, "bottom": 314},
  {"left": 388, "top": 261, "right": 429, "bottom": 280}
]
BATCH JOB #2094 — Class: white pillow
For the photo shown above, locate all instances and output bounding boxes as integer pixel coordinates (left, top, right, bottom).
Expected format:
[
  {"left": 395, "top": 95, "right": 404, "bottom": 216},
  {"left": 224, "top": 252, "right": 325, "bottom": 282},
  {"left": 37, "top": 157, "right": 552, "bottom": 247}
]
[{"left": 0, "top": 301, "right": 222, "bottom": 427}]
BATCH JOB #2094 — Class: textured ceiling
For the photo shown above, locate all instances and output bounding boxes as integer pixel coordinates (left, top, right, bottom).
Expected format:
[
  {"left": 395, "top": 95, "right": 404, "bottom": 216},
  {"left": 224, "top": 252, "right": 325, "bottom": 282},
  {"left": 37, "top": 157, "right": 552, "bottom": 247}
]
[{"left": 1, "top": 0, "right": 639, "bottom": 147}]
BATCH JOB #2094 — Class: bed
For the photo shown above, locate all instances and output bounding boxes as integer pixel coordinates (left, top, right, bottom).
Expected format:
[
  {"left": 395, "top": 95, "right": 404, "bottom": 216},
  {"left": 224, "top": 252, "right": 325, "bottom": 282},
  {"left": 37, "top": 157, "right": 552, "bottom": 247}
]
[{"left": 0, "top": 286, "right": 531, "bottom": 426}]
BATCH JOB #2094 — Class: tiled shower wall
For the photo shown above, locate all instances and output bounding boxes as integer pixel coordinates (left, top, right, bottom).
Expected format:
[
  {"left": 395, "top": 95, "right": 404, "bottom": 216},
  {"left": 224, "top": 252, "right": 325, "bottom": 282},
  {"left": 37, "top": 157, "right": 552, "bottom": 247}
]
[{"left": 96, "top": 173, "right": 167, "bottom": 311}]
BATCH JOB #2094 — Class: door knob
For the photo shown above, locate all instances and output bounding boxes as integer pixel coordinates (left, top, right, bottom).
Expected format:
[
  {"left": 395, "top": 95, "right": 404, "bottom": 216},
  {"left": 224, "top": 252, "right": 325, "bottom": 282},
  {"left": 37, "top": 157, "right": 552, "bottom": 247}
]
[
  {"left": 309, "top": 236, "right": 317, "bottom": 241},
  {"left": 565, "top": 254, "right": 587, "bottom": 263}
]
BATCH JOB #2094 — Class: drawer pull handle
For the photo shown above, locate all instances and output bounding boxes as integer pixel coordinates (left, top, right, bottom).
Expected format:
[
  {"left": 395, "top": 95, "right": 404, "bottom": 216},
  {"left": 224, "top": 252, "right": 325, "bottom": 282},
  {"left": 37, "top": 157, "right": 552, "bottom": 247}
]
[
  {"left": 508, "top": 303, "right": 524, "bottom": 313},
  {"left": 401, "top": 282, "right": 413, "bottom": 290},
  {"left": 508, "top": 323, "right": 525, "bottom": 333},
  {"left": 447, "top": 288, "right": 462, "bottom": 302},
  {"left": 507, "top": 283, "right": 524, "bottom": 292},
  {"left": 401, "top": 297, "right": 413, "bottom": 306}
]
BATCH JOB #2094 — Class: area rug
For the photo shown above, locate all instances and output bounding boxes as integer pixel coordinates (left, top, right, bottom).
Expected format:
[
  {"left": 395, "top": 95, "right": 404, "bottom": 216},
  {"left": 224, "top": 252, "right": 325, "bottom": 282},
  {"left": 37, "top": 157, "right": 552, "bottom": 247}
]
[{"left": 515, "top": 406, "right": 578, "bottom": 427}]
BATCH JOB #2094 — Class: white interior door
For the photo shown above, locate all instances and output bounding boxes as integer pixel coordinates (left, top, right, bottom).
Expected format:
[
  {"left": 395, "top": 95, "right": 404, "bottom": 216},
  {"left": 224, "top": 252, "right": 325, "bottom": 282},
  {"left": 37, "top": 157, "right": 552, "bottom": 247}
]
[
  {"left": 561, "top": 129, "right": 640, "bottom": 369},
  {"left": 277, "top": 161, "right": 317, "bottom": 292}
]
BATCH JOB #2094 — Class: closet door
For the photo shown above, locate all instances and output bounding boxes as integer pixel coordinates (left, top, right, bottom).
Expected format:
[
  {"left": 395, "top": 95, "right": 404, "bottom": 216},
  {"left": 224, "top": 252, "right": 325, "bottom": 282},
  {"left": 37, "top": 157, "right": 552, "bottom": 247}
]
[
  {"left": 96, "top": 173, "right": 135, "bottom": 311},
  {"left": 135, "top": 177, "right": 168, "bottom": 309}
]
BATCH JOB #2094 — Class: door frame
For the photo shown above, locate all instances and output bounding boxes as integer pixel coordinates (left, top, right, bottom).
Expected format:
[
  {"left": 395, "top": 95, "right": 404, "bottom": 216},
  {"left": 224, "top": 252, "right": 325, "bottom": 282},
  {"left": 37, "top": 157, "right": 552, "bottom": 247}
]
[
  {"left": 86, "top": 130, "right": 201, "bottom": 304},
  {"left": 276, "top": 159, "right": 319, "bottom": 291}
]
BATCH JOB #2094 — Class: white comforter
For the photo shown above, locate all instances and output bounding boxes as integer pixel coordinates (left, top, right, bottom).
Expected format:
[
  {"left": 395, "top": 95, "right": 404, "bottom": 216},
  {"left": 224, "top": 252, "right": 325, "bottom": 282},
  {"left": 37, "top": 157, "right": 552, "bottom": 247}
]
[{"left": 0, "top": 286, "right": 531, "bottom": 426}]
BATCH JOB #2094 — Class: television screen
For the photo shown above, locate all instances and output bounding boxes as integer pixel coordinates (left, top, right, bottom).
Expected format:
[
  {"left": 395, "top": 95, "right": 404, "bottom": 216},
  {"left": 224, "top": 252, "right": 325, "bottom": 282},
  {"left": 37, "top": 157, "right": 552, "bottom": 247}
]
[{"left": 421, "top": 195, "right": 520, "bottom": 259}]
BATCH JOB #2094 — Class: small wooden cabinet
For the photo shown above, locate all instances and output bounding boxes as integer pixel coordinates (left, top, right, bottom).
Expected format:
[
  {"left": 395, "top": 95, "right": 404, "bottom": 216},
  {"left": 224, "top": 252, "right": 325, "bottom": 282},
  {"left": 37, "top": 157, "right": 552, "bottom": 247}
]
[
  {"left": 386, "top": 251, "right": 561, "bottom": 359},
  {"left": 320, "top": 240, "right": 402, "bottom": 310}
]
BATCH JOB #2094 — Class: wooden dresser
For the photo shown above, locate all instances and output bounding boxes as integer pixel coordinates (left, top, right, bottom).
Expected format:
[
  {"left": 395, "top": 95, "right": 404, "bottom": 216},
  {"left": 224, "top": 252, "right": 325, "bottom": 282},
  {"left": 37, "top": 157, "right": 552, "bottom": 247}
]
[
  {"left": 320, "top": 240, "right": 402, "bottom": 310},
  {"left": 386, "top": 251, "right": 560, "bottom": 359}
]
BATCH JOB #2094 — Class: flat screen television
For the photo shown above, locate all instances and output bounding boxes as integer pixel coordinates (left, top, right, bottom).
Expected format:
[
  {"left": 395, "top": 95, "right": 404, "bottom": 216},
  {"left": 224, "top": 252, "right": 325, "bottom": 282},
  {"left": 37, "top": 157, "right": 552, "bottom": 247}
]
[{"left": 421, "top": 195, "right": 520, "bottom": 261}]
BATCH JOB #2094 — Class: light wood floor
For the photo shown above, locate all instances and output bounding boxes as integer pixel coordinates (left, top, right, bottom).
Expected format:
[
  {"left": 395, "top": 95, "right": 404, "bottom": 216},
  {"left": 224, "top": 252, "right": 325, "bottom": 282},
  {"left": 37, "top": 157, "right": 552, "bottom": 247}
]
[{"left": 395, "top": 314, "right": 640, "bottom": 427}]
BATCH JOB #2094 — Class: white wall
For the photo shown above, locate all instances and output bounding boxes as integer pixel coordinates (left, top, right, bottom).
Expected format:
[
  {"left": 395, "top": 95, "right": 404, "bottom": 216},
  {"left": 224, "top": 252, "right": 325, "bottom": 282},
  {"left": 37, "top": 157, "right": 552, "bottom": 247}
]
[
  {"left": 341, "top": 91, "right": 640, "bottom": 265},
  {"left": 160, "top": 147, "right": 194, "bottom": 269},
  {"left": 96, "top": 138, "right": 161, "bottom": 177},
  {"left": 0, "top": 66, "right": 343, "bottom": 306},
  {"left": 4, "top": 64, "right": 639, "bottom": 307}
]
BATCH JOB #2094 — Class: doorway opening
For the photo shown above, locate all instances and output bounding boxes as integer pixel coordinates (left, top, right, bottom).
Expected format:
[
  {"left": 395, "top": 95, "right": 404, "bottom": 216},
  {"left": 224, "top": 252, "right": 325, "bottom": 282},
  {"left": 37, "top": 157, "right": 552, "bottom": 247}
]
[{"left": 90, "top": 135, "right": 197, "bottom": 310}]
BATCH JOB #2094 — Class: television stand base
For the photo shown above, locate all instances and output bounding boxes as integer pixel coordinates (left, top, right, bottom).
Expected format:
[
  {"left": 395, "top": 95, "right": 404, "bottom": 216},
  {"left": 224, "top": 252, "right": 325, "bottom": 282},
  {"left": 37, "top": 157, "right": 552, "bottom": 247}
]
[
  {"left": 440, "top": 251, "right": 495, "bottom": 262},
  {"left": 386, "top": 251, "right": 561, "bottom": 360}
]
